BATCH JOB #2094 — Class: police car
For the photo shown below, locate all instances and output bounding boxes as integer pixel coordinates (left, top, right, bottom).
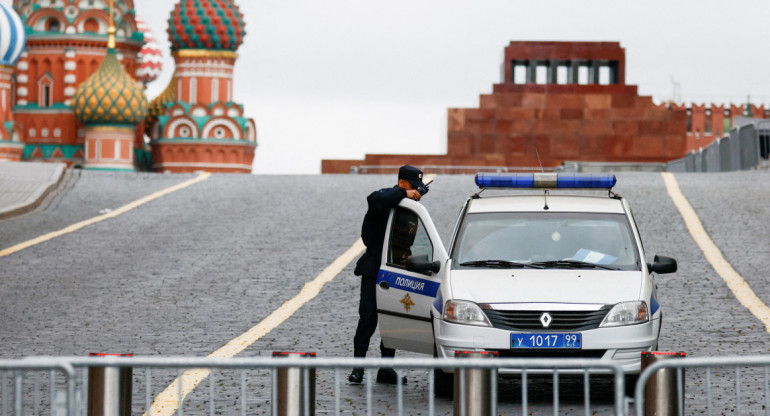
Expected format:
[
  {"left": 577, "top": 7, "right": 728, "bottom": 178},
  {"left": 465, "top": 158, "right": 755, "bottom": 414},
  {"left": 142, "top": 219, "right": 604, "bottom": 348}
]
[{"left": 374, "top": 173, "right": 677, "bottom": 394}]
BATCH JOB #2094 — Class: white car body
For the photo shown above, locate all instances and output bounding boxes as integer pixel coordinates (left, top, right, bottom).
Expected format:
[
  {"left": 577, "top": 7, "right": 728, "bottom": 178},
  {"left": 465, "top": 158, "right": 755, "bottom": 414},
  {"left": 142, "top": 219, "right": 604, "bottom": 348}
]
[{"left": 375, "top": 184, "right": 672, "bottom": 375}]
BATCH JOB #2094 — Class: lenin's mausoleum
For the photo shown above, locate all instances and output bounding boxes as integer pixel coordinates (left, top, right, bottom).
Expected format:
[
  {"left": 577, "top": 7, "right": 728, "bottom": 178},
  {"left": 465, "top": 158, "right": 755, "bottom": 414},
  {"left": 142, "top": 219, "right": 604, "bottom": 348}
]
[
  {"left": 0, "top": 0, "right": 256, "bottom": 173},
  {"left": 322, "top": 41, "right": 767, "bottom": 173}
]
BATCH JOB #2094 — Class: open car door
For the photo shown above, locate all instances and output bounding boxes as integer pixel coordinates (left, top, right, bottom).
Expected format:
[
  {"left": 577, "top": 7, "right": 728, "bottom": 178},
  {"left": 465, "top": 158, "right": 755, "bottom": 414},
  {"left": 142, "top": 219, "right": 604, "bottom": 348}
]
[{"left": 376, "top": 198, "right": 448, "bottom": 354}]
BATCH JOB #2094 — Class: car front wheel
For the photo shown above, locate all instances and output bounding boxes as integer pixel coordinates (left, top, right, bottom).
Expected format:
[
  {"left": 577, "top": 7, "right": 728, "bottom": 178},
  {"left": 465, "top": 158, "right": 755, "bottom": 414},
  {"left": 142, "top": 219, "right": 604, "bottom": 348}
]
[{"left": 434, "top": 368, "right": 454, "bottom": 398}]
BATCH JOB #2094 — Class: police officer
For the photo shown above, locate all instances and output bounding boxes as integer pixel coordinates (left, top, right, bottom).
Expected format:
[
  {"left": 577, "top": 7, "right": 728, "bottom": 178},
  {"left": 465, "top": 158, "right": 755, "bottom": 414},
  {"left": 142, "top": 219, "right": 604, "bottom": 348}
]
[{"left": 349, "top": 165, "right": 426, "bottom": 384}]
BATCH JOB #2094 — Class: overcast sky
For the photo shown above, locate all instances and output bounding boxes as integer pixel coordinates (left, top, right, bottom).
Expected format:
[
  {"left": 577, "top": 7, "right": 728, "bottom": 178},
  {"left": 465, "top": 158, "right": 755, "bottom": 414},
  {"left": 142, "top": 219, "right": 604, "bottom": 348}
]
[{"left": 14, "top": 0, "right": 770, "bottom": 173}]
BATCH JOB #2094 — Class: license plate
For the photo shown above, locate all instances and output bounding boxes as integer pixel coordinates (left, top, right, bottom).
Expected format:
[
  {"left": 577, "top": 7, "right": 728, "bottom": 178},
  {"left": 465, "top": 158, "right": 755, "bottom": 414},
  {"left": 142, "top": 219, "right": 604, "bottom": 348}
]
[{"left": 511, "top": 333, "right": 582, "bottom": 349}]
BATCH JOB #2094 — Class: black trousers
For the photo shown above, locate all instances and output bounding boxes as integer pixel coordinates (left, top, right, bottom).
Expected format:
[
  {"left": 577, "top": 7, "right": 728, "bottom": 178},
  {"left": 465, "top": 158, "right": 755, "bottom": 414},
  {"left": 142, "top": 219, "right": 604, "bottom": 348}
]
[{"left": 353, "top": 274, "right": 396, "bottom": 358}]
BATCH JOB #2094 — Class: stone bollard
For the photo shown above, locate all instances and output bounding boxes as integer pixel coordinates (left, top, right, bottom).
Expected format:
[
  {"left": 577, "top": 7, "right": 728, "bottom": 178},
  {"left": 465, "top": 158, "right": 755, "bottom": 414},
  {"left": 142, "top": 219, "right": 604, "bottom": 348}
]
[
  {"left": 272, "top": 352, "right": 316, "bottom": 416},
  {"left": 453, "top": 351, "right": 497, "bottom": 416},
  {"left": 641, "top": 351, "right": 687, "bottom": 416},
  {"left": 87, "top": 353, "right": 132, "bottom": 416}
]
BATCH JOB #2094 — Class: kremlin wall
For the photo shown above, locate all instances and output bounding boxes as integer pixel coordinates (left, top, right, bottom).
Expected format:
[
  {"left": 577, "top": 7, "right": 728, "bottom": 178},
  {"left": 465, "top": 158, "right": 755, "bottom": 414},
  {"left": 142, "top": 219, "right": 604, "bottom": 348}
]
[
  {"left": 0, "top": 7, "right": 762, "bottom": 174},
  {"left": 0, "top": 0, "right": 256, "bottom": 173},
  {"left": 322, "top": 41, "right": 768, "bottom": 174}
]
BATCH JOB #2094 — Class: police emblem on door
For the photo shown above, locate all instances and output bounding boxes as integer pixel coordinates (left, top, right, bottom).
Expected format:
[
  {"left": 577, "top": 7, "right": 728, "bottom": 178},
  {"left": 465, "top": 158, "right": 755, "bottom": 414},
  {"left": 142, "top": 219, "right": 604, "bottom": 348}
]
[{"left": 400, "top": 294, "right": 415, "bottom": 312}]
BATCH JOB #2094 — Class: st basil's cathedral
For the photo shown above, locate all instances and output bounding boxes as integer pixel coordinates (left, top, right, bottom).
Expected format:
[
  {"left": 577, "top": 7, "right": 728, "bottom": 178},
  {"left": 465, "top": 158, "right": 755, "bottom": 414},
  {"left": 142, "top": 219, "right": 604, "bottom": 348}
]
[{"left": 0, "top": 0, "right": 256, "bottom": 173}]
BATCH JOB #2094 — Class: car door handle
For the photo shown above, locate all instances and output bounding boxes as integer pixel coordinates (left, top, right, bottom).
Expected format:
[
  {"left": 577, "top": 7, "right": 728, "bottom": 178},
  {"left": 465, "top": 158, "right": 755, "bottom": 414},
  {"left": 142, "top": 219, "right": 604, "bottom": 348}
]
[{"left": 379, "top": 281, "right": 389, "bottom": 290}]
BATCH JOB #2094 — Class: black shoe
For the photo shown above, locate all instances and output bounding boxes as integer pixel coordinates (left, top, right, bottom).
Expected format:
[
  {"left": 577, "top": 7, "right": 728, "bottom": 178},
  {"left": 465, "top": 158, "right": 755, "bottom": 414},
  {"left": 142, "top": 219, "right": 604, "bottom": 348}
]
[
  {"left": 348, "top": 368, "right": 364, "bottom": 384},
  {"left": 376, "top": 368, "right": 407, "bottom": 384}
]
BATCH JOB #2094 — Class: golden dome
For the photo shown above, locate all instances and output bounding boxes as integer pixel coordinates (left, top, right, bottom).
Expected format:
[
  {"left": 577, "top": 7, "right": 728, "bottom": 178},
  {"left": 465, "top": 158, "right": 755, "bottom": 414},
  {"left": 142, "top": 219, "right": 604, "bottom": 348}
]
[{"left": 73, "top": 50, "right": 148, "bottom": 126}]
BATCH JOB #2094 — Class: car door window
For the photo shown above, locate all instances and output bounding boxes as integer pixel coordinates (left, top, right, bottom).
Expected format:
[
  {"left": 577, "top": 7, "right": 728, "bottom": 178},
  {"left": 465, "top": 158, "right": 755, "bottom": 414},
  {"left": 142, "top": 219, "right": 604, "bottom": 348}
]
[{"left": 387, "top": 208, "right": 434, "bottom": 268}]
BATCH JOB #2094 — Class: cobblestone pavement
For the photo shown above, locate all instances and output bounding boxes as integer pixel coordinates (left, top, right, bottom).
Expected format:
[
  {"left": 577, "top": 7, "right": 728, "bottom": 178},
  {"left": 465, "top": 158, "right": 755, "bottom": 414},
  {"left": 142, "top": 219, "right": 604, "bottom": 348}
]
[{"left": 0, "top": 170, "right": 768, "bottom": 415}]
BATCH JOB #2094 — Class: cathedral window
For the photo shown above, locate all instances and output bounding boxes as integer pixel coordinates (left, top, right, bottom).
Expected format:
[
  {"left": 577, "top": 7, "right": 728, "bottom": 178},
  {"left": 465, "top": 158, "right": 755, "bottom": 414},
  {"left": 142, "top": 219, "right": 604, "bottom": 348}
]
[
  {"left": 38, "top": 74, "right": 54, "bottom": 108},
  {"left": 41, "top": 84, "right": 51, "bottom": 107},
  {"left": 46, "top": 19, "right": 61, "bottom": 33}
]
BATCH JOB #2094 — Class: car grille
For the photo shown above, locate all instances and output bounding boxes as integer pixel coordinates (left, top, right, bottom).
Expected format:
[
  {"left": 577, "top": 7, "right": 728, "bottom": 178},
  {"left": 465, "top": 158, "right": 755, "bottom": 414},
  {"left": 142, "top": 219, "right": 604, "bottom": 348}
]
[
  {"left": 483, "top": 308, "right": 610, "bottom": 331},
  {"left": 492, "top": 349, "right": 607, "bottom": 359}
]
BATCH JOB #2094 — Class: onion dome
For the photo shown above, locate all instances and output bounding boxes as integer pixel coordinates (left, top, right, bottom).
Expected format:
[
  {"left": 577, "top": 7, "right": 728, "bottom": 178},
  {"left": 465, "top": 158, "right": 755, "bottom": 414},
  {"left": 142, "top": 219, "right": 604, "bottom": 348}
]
[
  {"left": 144, "top": 76, "right": 177, "bottom": 137},
  {"left": 0, "top": 2, "right": 26, "bottom": 66},
  {"left": 168, "top": 0, "right": 245, "bottom": 52},
  {"left": 136, "top": 17, "right": 164, "bottom": 84},
  {"left": 73, "top": 50, "right": 148, "bottom": 126}
]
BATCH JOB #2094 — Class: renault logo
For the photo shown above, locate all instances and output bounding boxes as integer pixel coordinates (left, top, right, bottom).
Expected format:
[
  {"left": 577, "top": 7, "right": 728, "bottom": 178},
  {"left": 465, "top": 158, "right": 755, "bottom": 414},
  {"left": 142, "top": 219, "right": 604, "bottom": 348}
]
[{"left": 540, "top": 312, "right": 552, "bottom": 328}]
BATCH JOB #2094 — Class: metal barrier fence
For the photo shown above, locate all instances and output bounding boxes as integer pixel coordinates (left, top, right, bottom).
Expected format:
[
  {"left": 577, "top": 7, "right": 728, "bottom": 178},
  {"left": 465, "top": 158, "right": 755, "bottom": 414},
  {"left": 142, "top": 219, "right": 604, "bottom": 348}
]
[
  {"left": 0, "top": 358, "right": 76, "bottom": 416},
  {"left": 0, "top": 356, "right": 626, "bottom": 416},
  {"left": 10, "top": 355, "right": 770, "bottom": 415},
  {"left": 635, "top": 355, "right": 770, "bottom": 416}
]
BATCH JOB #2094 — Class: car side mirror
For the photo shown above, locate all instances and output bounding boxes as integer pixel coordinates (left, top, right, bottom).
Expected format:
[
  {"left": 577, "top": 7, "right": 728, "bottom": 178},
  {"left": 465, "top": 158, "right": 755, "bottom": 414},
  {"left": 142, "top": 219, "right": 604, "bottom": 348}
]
[
  {"left": 647, "top": 255, "right": 677, "bottom": 274},
  {"left": 405, "top": 254, "right": 441, "bottom": 275}
]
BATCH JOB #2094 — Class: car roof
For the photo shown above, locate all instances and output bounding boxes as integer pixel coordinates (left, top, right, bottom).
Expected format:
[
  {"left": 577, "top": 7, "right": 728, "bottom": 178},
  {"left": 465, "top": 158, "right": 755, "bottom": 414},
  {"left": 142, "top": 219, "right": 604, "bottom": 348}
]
[{"left": 467, "top": 194, "right": 626, "bottom": 214}]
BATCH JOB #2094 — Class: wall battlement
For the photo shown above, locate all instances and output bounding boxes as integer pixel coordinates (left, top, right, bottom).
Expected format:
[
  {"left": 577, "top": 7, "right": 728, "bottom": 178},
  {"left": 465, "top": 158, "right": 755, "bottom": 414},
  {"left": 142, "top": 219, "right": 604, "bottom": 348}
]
[{"left": 659, "top": 102, "right": 768, "bottom": 153}]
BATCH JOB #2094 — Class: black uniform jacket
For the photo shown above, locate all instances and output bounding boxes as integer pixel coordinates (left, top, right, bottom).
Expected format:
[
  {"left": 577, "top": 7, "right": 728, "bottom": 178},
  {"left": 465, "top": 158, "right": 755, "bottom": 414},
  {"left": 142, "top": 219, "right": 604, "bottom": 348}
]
[{"left": 354, "top": 186, "right": 407, "bottom": 278}]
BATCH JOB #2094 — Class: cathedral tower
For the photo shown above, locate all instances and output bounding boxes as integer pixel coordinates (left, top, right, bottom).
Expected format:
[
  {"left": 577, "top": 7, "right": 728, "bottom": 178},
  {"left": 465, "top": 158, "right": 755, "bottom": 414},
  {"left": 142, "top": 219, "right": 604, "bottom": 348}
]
[
  {"left": 12, "top": 0, "right": 145, "bottom": 166},
  {"left": 72, "top": 2, "right": 147, "bottom": 171},
  {"left": 147, "top": 0, "right": 257, "bottom": 173},
  {"left": 0, "top": 2, "right": 26, "bottom": 161}
]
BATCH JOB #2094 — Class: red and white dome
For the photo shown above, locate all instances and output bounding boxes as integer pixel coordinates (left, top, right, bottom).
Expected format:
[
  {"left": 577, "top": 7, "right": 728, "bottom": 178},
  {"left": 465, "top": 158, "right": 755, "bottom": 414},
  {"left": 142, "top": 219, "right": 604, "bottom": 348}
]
[
  {"left": 167, "top": 0, "right": 245, "bottom": 52},
  {"left": 135, "top": 17, "right": 163, "bottom": 84}
]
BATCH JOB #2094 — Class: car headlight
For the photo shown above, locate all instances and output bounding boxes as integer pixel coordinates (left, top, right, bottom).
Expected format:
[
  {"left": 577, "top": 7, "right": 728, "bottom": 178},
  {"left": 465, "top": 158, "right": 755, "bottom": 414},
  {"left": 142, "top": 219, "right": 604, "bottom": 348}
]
[
  {"left": 599, "top": 301, "right": 649, "bottom": 327},
  {"left": 443, "top": 300, "right": 491, "bottom": 327}
]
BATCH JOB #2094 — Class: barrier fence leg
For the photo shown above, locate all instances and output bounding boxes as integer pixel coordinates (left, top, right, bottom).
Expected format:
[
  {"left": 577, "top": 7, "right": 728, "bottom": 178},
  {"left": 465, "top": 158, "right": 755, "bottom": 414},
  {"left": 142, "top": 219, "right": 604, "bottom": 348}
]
[
  {"left": 453, "top": 351, "right": 497, "bottom": 416},
  {"left": 272, "top": 352, "right": 315, "bottom": 416}
]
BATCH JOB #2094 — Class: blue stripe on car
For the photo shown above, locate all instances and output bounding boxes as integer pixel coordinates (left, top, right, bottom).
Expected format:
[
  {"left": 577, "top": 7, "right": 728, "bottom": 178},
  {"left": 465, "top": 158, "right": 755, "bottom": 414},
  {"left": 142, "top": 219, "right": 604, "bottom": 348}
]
[
  {"left": 376, "top": 269, "right": 440, "bottom": 298},
  {"left": 650, "top": 294, "right": 659, "bottom": 315},
  {"left": 433, "top": 291, "right": 443, "bottom": 314}
]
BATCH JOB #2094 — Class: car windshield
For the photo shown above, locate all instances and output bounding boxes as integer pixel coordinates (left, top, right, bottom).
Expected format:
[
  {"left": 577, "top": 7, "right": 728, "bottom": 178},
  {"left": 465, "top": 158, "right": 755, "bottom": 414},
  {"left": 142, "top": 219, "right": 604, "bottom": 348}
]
[{"left": 452, "top": 212, "right": 640, "bottom": 271}]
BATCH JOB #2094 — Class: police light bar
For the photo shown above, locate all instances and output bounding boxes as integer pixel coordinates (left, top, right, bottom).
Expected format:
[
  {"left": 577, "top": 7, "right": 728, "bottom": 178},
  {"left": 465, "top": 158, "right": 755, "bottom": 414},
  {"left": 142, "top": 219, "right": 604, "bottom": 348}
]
[{"left": 474, "top": 173, "right": 617, "bottom": 189}]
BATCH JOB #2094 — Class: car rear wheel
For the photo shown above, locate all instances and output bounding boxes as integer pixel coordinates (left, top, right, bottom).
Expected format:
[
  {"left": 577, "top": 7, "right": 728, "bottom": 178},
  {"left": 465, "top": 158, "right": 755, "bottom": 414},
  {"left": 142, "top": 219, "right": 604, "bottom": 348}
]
[{"left": 625, "top": 374, "right": 639, "bottom": 397}]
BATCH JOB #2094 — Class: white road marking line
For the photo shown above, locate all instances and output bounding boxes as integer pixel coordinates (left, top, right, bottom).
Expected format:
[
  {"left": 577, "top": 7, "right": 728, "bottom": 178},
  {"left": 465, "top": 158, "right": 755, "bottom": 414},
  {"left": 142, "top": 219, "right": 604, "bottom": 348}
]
[
  {"left": 144, "top": 238, "right": 366, "bottom": 416},
  {"left": 661, "top": 172, "right": 770, "bottom": 330},
  {"left": 145, "top": 172, "right": 438, "bottom": 416},
  {"left": 0, "top": 172, "right": 212, "bottom": 258}
]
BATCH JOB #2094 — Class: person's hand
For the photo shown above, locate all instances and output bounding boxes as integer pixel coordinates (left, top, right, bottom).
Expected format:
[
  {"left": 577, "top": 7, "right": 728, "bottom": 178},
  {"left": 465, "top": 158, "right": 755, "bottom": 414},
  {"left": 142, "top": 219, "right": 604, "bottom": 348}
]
[{"left": 406, "top": 189, "right": 421, "bottom": 201}]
